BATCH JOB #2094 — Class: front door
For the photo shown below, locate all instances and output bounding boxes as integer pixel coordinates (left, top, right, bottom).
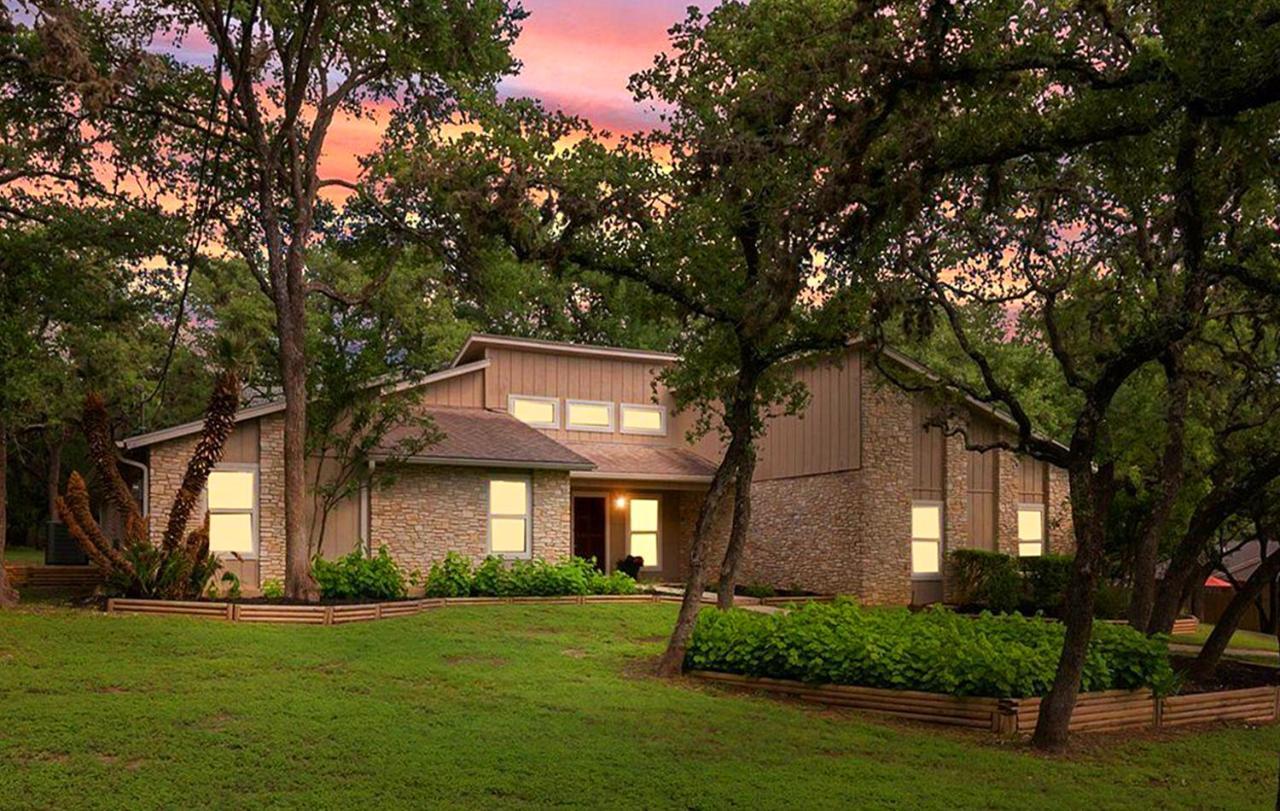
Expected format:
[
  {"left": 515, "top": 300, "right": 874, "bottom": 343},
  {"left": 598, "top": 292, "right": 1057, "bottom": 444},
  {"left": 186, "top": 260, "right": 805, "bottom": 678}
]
[{"left": 572, "top": 497, "right": 607, "bottom": 571}]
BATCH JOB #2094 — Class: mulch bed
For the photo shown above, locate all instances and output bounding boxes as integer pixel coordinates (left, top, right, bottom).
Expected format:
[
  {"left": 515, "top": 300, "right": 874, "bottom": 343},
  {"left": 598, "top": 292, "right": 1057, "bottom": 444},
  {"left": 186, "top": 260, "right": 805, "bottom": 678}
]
[{"left": 1173, "top": 654, "right": 1280, "bottom": 694}]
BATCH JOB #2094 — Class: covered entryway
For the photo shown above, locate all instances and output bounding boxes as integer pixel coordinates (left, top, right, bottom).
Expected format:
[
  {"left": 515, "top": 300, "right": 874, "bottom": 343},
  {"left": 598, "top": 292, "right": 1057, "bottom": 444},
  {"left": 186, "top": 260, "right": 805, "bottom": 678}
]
[{"left": 572, "top": 495, "right": 608, "bottom": 570}]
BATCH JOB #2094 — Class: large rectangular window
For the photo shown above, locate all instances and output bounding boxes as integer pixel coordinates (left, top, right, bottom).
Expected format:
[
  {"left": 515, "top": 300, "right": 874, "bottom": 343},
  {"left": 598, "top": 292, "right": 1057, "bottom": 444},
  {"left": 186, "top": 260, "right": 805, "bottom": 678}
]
[
  {"left": 489, "top": 477, "right": 531, "bottom": 556},
  {"left": 566, "top": 400, "right": 614, "bottom": 432},
  {"left": 627, "top": 497, "right": 660, "bottom": 569},
  {"left": 911, "top": 502, "right": 942, "bottom": 576},
  {"left": 508, "top": 395, "right": 559, "bottom": 428},
  {"left": 1018, "top": 505, "right": 1045, "bottom": 557},
  {"left": 619, "top": 403, "right": 667, "bottom": 436},
  {"left": 207, "top": 467, "right": 257, "bottom": 556}
]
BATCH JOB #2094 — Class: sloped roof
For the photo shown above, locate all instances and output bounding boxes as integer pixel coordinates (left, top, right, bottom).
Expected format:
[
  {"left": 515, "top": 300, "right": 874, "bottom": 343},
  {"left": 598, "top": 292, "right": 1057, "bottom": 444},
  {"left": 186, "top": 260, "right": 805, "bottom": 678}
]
[
  {"left": 120, "top": 360, "right": 489, "bottom": 450},
  {"left": 452, "top": 332, "right": 677, "bottom": 367},
  {"left": 562, "top": 441, "right": 718, "bottom": 482},
  {"left": 373, "top": 407, "right": 593, "bottom": 471}
]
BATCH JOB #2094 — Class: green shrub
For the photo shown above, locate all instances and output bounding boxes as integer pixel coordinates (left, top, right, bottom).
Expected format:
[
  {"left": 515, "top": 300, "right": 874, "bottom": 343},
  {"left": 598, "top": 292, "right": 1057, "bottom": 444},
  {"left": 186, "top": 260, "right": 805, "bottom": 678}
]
[
  {"left": 741, "top": 583, "right": 778, "bottom": 599},
  {"left": 586, "top": 569, "right": 640, "bottom": 595},
  {"left": 260, "top": 579, "right": 285, "bottom": 600},
  {"left": 1092, "top": 581, "right": 1133, "bottom": 620},
  {"left": 312, "top": 546, "right": 408, "bottom": 600},
  {"left": 686, "top": 601, "right": 1174, "bottom": 698},
  {"left": 104, "top": 539, "right": 222, "bottom": 599},
  {"left": 426, "top": 554, "right": 638, "bottom": 597},
  {"left": 423, "top": 552, "right": 474, "bottom": 598},
  {"left": 949, "top": 549, "right": 1021, "bottom": 613},
  {"left": 1020, "top": 555, "right": 1073, "bottom": 613}
]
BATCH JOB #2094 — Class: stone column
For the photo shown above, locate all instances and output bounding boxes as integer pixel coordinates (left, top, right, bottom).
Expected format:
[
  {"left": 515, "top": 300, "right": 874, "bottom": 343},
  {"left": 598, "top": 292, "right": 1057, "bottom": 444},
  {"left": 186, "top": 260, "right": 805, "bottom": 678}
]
[{"left": 996, "top": 445, "right": 1021, "bottom": 558}]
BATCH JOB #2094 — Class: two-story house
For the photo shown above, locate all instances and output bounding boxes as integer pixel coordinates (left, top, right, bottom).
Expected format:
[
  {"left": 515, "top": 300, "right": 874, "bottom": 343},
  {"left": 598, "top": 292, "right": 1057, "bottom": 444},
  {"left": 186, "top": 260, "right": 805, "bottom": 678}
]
[{"left": 119, "top": 332, "right": 1073, "bottom": 604}]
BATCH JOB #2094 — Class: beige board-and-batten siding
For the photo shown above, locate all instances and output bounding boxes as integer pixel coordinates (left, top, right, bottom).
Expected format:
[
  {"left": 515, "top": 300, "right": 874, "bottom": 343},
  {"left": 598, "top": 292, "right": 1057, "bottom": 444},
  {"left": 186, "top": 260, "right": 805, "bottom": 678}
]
[{"left": 688, "top": 671, "right": 1280, "bottom": 736}]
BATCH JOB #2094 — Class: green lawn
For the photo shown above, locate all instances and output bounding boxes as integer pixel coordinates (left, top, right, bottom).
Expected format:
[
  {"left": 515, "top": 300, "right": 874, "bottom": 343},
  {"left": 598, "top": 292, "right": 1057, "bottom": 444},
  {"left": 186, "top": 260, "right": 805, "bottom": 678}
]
[
  {"left": 2, "top": 546, "right": 45, "bottom": 565},
  {"left": 1172, "top": 623, "right": 1279, "bottom": 652},
  {"left": 1, "top": 604, "right": 1278, "bottom": 810}
]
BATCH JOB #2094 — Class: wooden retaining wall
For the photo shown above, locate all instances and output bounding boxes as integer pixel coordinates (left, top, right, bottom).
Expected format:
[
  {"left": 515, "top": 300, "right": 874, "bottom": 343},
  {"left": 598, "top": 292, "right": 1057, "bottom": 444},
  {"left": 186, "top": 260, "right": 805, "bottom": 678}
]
[
  {"left": 106, "top": 593, "right": 674, "bottom": 625},
  {"left": 5, "top": 565, "right": 102, "bottom": 592},
  {"left": 688, "top": 671, "right": 1280, "bottom": 736}
]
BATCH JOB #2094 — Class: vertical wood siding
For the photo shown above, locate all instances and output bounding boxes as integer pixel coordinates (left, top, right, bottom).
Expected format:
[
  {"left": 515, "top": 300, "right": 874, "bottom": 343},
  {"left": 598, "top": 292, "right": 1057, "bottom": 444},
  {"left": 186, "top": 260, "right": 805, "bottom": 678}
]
[
  {"left": 482, "top": 348, "right": 678, "bottom": 446},
  {"left": 967, "top": 417, "right": 998, "bottom": 549},
  {"left": 416, "top": 368, "right": 485, "bottom": 407},
  {"left": 911, "top": 400, "right": 945, "bottom": 500},
  {"left": 753, "top": 348, "right": 863, "bottom": 481},
  {"left": 1019, "top": 456, "right": 1048, "bottom": 505}
]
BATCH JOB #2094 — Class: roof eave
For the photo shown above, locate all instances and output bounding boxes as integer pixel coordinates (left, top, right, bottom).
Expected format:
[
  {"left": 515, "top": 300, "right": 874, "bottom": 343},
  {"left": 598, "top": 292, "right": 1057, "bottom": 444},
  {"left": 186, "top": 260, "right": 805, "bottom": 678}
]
[
  {"left": 372, "top": 454, "right": 595, "bottom": 472},
  {"left": 119, "top": 360, "right": 490, "bottom": 450}
]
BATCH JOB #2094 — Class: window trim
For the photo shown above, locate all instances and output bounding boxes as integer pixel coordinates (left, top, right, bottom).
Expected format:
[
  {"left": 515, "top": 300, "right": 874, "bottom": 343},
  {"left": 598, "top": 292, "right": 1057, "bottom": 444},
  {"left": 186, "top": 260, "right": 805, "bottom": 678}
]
[
  {"left": 625, "top": 495, "right": 662, "bottom": 571},
  {"left": 205, "top": 463, "right": 260, "bottom": 559},
  {"left": 507, "top": 394, "right": 560, "bottom": 429},
  {"left": 487, "top": 475, "right": 533, "bottom": 559},
  {"left": 564, "top": 399, "right": 616, "bottom": 433},
  {"left": 910, "top": 499, "right": 944, "bottom": 580},
  {"left": 618, "top": 402, "right": 668, "bottom": 436},
  {"left": 1016, "top": 502, "right": 1046, "bottom": 557}
]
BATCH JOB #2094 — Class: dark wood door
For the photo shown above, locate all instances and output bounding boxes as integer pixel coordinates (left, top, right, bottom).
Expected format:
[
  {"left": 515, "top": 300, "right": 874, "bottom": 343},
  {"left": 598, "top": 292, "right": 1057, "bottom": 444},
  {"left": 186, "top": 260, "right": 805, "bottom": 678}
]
[{"left": 573, "top": 497, "right": 607, "bottom": 571}]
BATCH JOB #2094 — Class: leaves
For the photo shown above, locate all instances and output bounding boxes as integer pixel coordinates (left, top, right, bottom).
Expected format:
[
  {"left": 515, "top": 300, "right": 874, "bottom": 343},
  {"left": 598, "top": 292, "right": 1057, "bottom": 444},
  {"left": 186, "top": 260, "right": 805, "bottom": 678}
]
[{"left": 687, "top": 601, "right": 1174, "bottom": 698}]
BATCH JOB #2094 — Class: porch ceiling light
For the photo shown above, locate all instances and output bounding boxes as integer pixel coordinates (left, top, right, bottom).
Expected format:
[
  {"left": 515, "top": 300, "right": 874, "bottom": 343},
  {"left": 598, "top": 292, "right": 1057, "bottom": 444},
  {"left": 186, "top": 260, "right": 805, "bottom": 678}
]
[{"left": 614, "top": 495, "right": 628, "bottom": 510}]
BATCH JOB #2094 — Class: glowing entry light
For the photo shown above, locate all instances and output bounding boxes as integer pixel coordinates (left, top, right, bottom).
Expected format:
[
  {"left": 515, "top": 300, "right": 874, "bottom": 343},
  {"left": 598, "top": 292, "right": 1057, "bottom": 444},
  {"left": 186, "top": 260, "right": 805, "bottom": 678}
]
[{"left": 614, "top": 495, "right": 628, "bottom": 510}]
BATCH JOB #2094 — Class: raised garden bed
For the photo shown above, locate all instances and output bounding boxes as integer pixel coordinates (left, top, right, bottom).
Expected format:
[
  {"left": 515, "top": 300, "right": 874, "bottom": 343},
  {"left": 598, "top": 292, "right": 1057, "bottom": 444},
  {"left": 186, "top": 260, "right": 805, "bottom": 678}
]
[
  {"left": 688, "top": 671, "right": 1280, "bottom": 735},
  {"left": 106, "top": 592, "right": 674, "bottom": 625}
]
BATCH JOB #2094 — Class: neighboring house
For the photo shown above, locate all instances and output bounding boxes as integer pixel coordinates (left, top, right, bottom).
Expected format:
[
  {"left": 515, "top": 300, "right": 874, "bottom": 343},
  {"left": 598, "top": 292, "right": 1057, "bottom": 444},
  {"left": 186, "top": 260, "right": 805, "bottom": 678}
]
[
  {"left": 119, "top": 333, "right": 1073, "bottom": 604},
  {"left": 1194, "top": 540, "right": 1280, "bottom": 632}
]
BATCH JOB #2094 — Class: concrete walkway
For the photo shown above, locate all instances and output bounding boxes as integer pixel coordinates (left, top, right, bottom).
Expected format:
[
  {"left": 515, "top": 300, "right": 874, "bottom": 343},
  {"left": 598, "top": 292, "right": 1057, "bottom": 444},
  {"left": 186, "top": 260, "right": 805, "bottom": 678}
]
[
  {"left": 649, "top": 584, "right": 783, "bottom": 613},
  {"left": 1168, "top": 642, "right": 1279, "bottom": 662}
]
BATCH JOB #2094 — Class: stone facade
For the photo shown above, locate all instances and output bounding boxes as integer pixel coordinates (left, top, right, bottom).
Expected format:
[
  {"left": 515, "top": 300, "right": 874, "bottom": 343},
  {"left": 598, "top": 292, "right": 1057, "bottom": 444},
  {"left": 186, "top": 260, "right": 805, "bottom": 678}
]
[
  {"left": 995, "top": 446, "right": 1022, "bottom": 558},
  {"left": 682, "top": 370, "right": 1075, "bottom": 605},
  {"left": 369, "top": 464, "right": 571, "bottom": 576},
  {"left": 256, "top": 415, "right": 286, "bottom": 582},
  {"left": 147, "top": 433, "right": 201, "bottom": 548},
  {"left": 1047, "top": 464, "right": 1076, "bottom": 553}
]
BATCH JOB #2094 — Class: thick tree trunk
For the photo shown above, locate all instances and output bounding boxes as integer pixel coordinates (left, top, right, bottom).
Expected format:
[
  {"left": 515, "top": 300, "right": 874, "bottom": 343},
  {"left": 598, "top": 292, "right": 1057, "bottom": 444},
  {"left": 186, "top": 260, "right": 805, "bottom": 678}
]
[
  {"left": 716, "top": 443, "right": 757, "bottom": 610},
  {"left": 1031, "top": 465, "right": 1112, "bottom": 750},
  {"left": 280, "top": 309, "right": 319, "bottom": 601},
  {"left": 1128, "top": 356, "right": 1188, "bottom": 629},
  {"left": 655, "top": 438, "right": 745, "bottom": 677},
  {"left": 1189, "top": 542, "right": 1280, "bottom": 681},
  {"left": 0, "top": 424, "right": 18, "bottom": 607}
]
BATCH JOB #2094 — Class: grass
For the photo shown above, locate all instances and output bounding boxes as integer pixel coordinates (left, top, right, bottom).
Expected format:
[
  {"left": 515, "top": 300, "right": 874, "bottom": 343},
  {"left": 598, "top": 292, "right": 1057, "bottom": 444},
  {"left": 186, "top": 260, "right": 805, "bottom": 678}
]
[
  {"left": 2, "top": 546, "right": 45, "bottom": 565},
  {"left": 1172, "top": 622, "right": 1279, "bottom": 653},
  {"left": 1, "top": 604, "right": 1278, "bottom": 810}
]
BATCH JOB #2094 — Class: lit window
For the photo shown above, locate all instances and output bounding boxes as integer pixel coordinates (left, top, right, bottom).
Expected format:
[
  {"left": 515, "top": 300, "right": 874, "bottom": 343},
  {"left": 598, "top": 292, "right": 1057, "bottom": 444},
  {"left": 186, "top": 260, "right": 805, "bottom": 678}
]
[
  {"left": 911, "top": 502, "right": 942, "bottom": 576},
  {"left": 566, "top": 400, "right": 614, "bottom": 432},
  {"left": 207, "top": 468, "right": 257, "bottom": 555},
  {"left": 508, "top": 395, "right": 558, "bottom": 428},
  {"left": 619, "top": 403, "right": 666, "bottom": 435},
  {"left": 628, "top": 498, "right": 660, "bottom": 568},
  {"left": 1018, "top": 506, "right": 1044, "bottom": 557},
  {"left": 489, "top": 478, "right": 531, "bottom": 556}
]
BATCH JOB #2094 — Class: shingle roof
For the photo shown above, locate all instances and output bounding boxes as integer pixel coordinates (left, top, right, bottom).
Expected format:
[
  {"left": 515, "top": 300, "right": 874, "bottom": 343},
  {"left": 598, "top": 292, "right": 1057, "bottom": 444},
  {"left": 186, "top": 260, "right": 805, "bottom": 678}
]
[
  {"left": 562, "top": 441, "right": 718, "bottom": 481},
  {"left": 373, "top": 407, "right": 594, "bottom": 470}
]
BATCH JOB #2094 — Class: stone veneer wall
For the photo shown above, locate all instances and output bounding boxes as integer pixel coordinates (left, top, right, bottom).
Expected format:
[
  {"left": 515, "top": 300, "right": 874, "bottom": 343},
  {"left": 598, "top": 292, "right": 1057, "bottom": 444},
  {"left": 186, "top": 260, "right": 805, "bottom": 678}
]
[
  {"left": 369, "top": 465, "right": 570, "bottom": 574},
  {"left": 256, "top": 415, "right": 286, "bottom": 582},
  {"left": 146, "top": 415, "right": 285, "bottom": 586},
  {"left": 147, "top": 433, "right": 201, "bottom": 548},
  {"left": 1047, "top": 464, "right": 1076, "bottom": 553}
]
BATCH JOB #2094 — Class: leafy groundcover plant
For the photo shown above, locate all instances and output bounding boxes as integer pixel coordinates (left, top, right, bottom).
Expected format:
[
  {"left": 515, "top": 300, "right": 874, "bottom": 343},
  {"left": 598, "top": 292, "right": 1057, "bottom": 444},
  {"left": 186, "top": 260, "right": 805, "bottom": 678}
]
[
  {"left": 685, "top": 600, "right": 1175, "bottom": 698},
  {"left": 424, "top": 553, "right": 638, "bottom": 598},
  {"left": 312, "top": 547, "right": 408, "bottom": 601}
]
